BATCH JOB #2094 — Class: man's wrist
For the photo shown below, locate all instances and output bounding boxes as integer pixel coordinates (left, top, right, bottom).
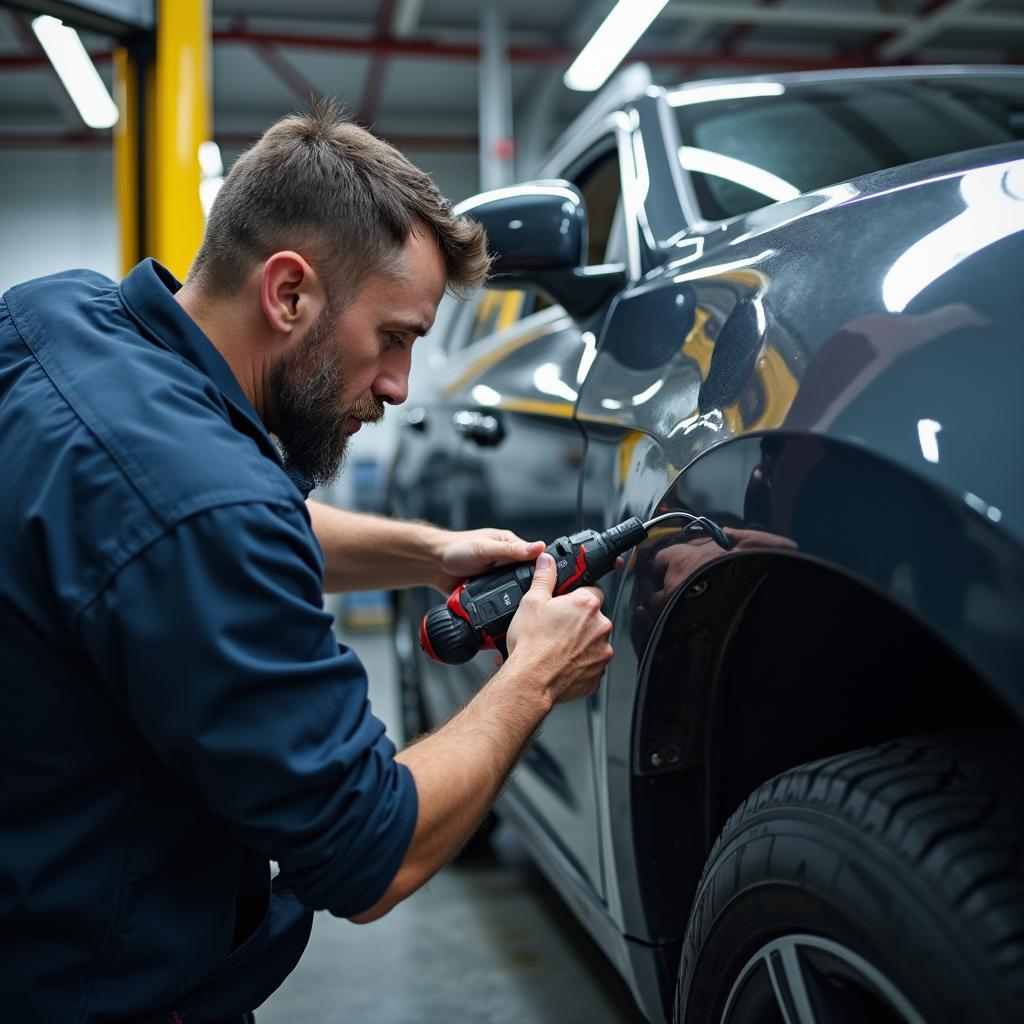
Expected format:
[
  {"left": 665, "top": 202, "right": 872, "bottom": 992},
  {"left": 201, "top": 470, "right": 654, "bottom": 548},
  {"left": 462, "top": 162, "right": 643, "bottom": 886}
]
[
  {"left": 410, "top": 521, "right": 451, "bottom": 589},
  {"left": 493, "top": 650, "right": 556, "bottom": 719}
]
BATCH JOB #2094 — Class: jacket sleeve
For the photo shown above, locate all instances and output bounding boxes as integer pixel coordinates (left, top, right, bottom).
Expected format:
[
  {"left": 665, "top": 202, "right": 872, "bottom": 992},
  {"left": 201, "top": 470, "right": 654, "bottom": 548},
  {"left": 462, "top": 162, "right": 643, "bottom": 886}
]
[{"left": 76, "top": 499, "right": 418, "bottom": 918}]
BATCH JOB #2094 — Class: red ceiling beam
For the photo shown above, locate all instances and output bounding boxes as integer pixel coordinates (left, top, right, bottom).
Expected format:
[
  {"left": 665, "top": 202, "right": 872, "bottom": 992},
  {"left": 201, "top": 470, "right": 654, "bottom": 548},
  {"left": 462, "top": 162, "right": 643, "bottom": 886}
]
[
  {"left": 0, "top": 50, "right": 112, "bottom": 68},
  {"left": 212, "top": 26, "right": 897, "bottom": 71},
  {"left": 13, "top": 24, "right": 1013, "bottom": 78},
  {"left": 0, "top": 130, "right": 110, "bottom": 147}
]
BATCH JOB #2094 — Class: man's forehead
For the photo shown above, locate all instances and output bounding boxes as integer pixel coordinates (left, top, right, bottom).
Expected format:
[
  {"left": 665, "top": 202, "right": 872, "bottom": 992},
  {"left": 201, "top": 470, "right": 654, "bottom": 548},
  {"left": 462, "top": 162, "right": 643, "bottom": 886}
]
[{"left": 388, "top": 231, "right": 448, "bottom": 318}]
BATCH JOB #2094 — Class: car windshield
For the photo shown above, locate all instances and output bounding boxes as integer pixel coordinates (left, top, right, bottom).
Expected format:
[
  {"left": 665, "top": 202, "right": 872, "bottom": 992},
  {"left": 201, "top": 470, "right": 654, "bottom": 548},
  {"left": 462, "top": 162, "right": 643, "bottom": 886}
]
[{"left": 669, "top": 75, "right": 1024, "bottom": 221}]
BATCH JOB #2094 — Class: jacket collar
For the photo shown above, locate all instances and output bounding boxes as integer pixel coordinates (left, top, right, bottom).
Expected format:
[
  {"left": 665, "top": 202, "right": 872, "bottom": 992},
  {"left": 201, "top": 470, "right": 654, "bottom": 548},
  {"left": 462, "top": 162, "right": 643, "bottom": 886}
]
[{"left": 118, "top": 259, "right": 313, "bottom": 497}]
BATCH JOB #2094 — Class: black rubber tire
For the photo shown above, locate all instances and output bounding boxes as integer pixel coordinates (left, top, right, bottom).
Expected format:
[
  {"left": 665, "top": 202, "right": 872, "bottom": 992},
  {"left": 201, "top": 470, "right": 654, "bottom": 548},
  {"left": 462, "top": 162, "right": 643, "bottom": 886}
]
[
  {"left": 676, "top": 732, "right": 1024, "bottom": 1024},
  {"left": 392, "top": 591, "right": 429, "bottom": 744}
]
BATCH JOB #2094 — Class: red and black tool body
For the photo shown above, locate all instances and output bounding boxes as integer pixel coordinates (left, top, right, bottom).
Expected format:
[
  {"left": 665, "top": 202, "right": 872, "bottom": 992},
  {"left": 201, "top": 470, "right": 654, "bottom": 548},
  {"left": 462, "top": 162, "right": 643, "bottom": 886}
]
[{"left": 420, "top": 517, "right": 650, "bottom": 665}]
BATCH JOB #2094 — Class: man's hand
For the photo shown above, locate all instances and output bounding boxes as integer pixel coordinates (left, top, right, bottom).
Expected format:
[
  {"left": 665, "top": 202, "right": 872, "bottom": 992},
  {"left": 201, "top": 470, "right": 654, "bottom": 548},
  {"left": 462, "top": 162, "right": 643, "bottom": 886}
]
[
  {"left": 504, "top": 553, "right": 613, "bottom": 707},
  {"left": 351, "top": 551, "right": 613, "bottom": 923},
  {"left": 431, "top": 528, "right": 545, "bottom": 594},
  {"left": 306, "top": 502, "right": 545, "bottom": 594}
]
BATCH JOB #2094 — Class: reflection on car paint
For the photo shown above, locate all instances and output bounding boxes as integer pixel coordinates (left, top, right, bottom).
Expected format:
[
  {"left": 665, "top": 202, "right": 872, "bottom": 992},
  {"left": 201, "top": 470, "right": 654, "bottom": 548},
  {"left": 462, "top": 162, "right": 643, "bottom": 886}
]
[
  {"left": 883, "top": 159, "right": 1024, "bottom": 312},
  {"left": 441, "top": 312, "right": 575, "bottom": 397}
]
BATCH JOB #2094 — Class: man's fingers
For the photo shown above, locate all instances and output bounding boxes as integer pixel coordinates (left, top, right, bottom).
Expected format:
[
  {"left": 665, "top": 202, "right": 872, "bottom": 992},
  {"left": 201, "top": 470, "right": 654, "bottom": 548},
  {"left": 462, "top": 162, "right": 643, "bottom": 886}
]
[
  {"left": 477, "top": 536, "right": 544, "bottom": 565},
  {"left": 529, "top": 552, "right": 557, "bottom": 594}
]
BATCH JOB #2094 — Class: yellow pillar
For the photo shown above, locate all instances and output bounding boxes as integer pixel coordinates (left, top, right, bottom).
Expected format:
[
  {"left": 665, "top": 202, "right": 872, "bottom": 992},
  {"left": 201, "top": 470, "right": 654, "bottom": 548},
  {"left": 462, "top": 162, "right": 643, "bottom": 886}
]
[
  {"left": 112, "top": 47, "right": 140, "bottom": 277},
  {"left": 150, "top": 0, "right": 211, "bottom": 281}
]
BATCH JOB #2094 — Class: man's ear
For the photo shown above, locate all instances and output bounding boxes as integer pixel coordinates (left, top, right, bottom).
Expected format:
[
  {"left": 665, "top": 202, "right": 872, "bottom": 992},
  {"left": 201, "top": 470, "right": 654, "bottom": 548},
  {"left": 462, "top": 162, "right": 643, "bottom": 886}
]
[{"left": 259, "top": 252, "right": 327, "bottom": 338}]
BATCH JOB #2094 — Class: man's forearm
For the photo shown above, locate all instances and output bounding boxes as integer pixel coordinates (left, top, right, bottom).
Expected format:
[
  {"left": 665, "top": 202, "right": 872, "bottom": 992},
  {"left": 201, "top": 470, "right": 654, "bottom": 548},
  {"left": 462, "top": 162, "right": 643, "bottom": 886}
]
[
  {"left": 347, "top": 554, "right": 612, "bottom": 924},
  {"left": 307, "top": 500, "right": 446, "bottom": 592},
  {"left": 349, "top": 655, "right": 551, "bottom": 923}
]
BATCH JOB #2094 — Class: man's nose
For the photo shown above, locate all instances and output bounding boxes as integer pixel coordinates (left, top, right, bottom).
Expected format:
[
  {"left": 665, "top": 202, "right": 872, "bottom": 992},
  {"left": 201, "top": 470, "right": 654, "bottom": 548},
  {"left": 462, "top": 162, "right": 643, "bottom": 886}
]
[{"left": 374, "top": 369, "right": 409, "bottom": 407}]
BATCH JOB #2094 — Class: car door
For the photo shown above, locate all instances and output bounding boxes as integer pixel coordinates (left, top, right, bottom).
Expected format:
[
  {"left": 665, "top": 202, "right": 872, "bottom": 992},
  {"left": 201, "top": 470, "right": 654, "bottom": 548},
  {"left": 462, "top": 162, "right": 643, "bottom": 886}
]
[
  {"left": 440, "top": 130, "right": 635, "bottom": 893},
  {"left": 388, "top": 299, "right": 478, "bottom": 725}
]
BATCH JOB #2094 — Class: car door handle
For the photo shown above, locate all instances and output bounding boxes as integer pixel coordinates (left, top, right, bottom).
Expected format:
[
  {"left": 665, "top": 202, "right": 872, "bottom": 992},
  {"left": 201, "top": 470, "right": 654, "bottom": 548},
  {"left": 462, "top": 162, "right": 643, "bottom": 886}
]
[
  {"left": 403, "top": 407, "right": 428, "bottom": 432},
  {"left": 452, "top": 409, "right": 504, "bottom": 446}
]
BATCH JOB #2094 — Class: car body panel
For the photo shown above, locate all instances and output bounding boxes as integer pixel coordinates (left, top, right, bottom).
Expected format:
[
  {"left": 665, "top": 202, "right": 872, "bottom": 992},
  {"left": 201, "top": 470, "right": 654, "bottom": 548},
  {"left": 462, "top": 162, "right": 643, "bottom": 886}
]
[
  {"left": 388, "top": 69, "right": 1024, "bottom": 1024},
  {"left": 438, "top": 305, "right": 609, "bottom": 889}
]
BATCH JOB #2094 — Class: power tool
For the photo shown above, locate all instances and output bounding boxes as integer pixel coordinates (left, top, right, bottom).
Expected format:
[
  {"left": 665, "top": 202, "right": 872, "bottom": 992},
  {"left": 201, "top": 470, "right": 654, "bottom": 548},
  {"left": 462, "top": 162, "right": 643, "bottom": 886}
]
[{"left": 420, "top": 512, "right": 732, "bottom": 665}]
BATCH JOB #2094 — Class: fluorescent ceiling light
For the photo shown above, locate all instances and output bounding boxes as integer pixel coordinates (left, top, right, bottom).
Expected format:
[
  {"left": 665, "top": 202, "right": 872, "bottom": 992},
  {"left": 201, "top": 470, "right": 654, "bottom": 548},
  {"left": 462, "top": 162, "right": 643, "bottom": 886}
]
[
  {"left": 198, "top": 141, "right": 224, "bottom": 179},
  {"left": 668, "top": 82, "right": 786, "bottom": 107},
  {"left": 198, "top": 141, "right": 225, "bottom": 219},
  {"left": 32, "top": 15, "right": 119, "bottom": 130},
  {"left": 564, "top": 0, "right": 671, "bottom": 92},
  {"left": 679, "top": 146, "right": 800, "bottom": 203}
]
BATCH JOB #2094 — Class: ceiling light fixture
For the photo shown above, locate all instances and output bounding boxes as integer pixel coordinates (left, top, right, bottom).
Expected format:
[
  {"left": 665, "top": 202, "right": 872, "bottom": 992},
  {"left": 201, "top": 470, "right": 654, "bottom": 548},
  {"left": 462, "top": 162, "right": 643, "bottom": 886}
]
[
  {"left": 31, "top": 15, "right": 119, "bottom": 129},
  {"left": 564, "top": 0, "right": 671, "bottom": 93}
]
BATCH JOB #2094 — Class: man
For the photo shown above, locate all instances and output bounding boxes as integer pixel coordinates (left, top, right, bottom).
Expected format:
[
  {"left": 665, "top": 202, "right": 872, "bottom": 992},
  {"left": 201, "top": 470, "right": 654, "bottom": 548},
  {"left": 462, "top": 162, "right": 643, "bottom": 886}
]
[{"left": 0, "top": 104, "right": 613, "bottom": 1022}]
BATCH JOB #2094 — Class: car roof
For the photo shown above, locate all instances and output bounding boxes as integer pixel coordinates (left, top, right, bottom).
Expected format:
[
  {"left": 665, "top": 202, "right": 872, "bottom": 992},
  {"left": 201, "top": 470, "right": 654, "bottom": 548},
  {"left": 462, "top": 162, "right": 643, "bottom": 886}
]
[{"left": 663, "top": 63, "right": 1024, "bottom": 102}]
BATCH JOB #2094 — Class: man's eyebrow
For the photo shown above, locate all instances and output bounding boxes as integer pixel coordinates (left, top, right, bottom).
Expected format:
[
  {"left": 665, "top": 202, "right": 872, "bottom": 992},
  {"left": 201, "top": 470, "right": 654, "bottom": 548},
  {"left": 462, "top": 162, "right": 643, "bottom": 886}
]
[{"left": 390, "top": 319, "right": 431, "bottom": 337}]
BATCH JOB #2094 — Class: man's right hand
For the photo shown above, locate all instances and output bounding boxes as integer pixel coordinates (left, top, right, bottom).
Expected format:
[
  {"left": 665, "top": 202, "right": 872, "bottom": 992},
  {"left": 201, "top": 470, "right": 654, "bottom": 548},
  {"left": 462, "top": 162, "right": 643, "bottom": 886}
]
[
  {"left": 505, "top": 552, "right": 613, "bottom": 706},
  {"left": 354, "top": 550, "right": 613, "bottom": 923}
]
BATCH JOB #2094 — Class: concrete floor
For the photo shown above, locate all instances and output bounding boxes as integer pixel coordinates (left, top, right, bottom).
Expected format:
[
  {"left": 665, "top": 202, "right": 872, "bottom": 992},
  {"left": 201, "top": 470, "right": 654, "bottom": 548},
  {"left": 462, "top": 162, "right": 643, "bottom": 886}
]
[{"left": 257, "top": 623, "right": 647, "bottom": 1024}]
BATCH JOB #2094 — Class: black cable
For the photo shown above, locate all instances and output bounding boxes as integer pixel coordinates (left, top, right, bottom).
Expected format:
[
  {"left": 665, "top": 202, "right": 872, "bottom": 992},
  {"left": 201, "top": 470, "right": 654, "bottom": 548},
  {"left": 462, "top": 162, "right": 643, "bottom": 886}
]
[{"left": 642, "top": 511, "right": 733, "bottom": 551}]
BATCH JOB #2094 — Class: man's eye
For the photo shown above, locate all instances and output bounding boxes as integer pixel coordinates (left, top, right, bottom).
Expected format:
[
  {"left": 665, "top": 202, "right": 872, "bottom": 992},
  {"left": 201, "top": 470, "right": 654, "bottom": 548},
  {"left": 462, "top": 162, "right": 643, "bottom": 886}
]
[{"left": 387, "top": 332, "right": 405, "bottom": 350}]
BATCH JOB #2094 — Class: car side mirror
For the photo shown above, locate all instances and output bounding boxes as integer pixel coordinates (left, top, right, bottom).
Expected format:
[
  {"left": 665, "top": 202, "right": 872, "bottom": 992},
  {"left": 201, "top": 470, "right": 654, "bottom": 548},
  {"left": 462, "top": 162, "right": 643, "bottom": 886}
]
[{"left": 454, "top": 180, "right": 627, "bottom": 319}]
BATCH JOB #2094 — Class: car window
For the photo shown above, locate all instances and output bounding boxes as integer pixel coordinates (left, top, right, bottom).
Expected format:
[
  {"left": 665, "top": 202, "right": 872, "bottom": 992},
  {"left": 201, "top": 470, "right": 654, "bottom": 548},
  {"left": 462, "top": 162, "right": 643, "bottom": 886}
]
[
  {"left": 671, "top": 76, "right": 1024, "bottom": 221},
  {"left": 567, "top": 142, "right": 625, "bottom": 266}
]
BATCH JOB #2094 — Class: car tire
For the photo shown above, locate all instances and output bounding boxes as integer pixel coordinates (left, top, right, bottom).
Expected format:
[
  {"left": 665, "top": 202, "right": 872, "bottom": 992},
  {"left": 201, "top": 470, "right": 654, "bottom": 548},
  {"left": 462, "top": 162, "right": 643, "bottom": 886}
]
[
  {"left": 675, "top": 733, "right": 1024, "bottom": 1024},
  {"left": 392, "top": 590, "right": 429, "bottom": 745}
]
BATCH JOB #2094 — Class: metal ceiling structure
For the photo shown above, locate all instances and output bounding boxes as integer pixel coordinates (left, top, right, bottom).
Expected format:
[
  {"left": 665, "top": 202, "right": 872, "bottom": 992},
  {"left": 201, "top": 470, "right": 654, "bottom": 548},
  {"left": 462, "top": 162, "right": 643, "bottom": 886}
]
[{"left": 1, "top": 0, "right": 1023, "bottom": 183}]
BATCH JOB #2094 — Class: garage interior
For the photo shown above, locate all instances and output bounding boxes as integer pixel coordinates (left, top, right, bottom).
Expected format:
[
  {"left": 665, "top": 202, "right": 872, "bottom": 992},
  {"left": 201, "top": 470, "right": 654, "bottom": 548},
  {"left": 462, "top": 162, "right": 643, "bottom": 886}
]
[{"left": 1, "top": 2, "right": 1023, "bottom": 1022}]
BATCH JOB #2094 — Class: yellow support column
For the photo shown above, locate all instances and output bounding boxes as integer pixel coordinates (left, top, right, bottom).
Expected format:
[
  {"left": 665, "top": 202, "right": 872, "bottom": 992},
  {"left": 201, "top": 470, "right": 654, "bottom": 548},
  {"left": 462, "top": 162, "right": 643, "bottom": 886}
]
[
  {"left": 113, "top": 47, "right": 140, "bottom": 277},
  {"left": 151, "top": 0, "right": 211, "bottom": 281}
]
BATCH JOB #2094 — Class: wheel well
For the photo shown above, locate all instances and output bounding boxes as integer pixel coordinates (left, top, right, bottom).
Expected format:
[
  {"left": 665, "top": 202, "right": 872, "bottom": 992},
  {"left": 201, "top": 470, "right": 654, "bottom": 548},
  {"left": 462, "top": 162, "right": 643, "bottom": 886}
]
[
  {"left": 632, "top": 554, "right": 1018, "bottom": 947},
  {"left": 707, "top": 558, "right": 1012, "bottom": 840}
]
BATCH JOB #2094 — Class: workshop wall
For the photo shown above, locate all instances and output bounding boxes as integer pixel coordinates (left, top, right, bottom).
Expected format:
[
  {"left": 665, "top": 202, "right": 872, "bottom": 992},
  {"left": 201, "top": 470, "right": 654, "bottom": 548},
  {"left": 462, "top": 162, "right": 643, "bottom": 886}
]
[
  {"left": 0, "top": 149, "right": 118, "bottom": 293},
  {"left": 0, "top": 147, "right": 474, "bottom": 298}
]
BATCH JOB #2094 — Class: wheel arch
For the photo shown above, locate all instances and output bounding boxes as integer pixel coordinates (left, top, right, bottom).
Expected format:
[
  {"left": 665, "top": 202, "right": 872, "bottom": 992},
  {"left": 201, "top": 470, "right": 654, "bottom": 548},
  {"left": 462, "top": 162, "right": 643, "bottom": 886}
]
[{"left": 611, "top": 430, "right": 1024, "bottom": 955}]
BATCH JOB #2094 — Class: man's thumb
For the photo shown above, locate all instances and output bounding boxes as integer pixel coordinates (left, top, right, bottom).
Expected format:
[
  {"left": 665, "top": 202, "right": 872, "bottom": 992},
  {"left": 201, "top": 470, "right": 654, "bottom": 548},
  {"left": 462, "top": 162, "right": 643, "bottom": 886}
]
[{"left": 530, "top": 551, "right": 557, "bottom": 594}]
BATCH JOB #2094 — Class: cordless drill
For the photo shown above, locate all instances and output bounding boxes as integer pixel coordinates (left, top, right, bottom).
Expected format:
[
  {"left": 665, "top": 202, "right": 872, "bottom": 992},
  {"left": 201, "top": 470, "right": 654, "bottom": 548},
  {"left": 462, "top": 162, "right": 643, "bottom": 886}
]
[{"left": 419, "top": 513, "right": 732, "bottom": 665}]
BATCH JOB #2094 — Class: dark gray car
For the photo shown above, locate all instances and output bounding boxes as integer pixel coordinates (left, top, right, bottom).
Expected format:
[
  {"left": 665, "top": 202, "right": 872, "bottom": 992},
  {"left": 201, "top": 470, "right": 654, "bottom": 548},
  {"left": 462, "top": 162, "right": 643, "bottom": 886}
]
[{"left": 388, "top": 67, "right": 1024, "bottom": 1024}]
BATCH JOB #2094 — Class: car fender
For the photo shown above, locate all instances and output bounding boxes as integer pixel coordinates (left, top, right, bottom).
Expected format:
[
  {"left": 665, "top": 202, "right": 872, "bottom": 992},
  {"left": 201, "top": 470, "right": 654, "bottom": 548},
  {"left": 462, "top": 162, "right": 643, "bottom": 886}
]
[{"left": 595, "top": 427, "right": 1024, "bottom": 957}]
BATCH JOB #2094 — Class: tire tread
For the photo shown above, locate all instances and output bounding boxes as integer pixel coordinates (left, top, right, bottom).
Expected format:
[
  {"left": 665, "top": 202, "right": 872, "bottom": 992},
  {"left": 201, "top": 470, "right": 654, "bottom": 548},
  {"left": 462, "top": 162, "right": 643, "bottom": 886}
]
[{"left": 677, "top": 731, "right": 1024, "bottom": 1022}]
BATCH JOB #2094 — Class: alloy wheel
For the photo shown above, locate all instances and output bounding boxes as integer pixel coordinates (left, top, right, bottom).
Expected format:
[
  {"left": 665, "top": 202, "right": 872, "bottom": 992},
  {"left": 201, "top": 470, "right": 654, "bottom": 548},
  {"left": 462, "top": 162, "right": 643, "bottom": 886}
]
[{"left": 720, "top": 934, "right": 926, "bottom": 1024}]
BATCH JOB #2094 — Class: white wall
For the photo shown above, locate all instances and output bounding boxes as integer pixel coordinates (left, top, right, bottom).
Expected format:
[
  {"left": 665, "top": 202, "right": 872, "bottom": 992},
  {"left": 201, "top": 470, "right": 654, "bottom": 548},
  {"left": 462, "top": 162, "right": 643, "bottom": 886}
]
[
  {"left": 0, "top": 143, "right": 474, "bottom": 300},
  {"left": 0, "top": 149, "right": 119, "bottom": 294},
  {"left": 0, "top": 144, "right": 467, "bottom": 513}
]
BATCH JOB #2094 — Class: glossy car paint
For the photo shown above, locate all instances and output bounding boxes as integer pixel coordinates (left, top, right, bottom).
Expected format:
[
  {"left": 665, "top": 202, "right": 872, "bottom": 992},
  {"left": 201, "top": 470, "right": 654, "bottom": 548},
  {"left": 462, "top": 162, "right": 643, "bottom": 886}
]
[{"left": 388, "top": 70, "right": 1024, "bottom": 1023}]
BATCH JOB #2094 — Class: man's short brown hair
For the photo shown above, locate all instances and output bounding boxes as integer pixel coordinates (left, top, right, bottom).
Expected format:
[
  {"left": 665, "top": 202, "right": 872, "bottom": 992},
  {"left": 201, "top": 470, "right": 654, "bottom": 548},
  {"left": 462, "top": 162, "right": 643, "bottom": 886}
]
[{"left": 189, "top": 100, "right": 490, "bottom": 302}]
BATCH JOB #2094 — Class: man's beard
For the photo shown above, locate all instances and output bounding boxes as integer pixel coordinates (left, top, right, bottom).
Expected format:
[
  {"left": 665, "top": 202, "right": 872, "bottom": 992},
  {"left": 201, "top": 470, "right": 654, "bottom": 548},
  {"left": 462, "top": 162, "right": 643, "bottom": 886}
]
[{"left": 270, "top": 306, "right": 385, "bottom": 489}]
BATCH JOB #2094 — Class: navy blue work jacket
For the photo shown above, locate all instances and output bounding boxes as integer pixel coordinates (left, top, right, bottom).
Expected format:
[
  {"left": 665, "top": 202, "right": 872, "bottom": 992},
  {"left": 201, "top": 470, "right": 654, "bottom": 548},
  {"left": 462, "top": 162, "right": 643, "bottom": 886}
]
[{"left": 0, "top": 260, "right": 417, "bottom": 1023}]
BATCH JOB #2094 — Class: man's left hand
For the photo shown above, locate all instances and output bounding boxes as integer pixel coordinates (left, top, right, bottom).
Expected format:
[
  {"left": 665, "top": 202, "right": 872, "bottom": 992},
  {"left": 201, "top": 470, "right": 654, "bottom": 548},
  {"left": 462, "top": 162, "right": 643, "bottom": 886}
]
[{"left": 431, "top": 529, "right": 545, "bottom": 594}]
